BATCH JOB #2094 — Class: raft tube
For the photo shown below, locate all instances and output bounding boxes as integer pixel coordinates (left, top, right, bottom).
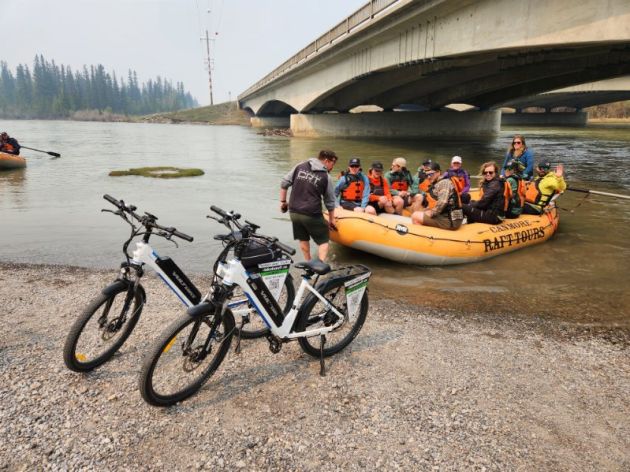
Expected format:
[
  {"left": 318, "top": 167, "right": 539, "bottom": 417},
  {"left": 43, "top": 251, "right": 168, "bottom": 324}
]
[
  {"left": 326, "top": 206, "right": 559, "bottom": 266},
  {"left": 0, "top": 151, "right": 26, "bottom": 170}
]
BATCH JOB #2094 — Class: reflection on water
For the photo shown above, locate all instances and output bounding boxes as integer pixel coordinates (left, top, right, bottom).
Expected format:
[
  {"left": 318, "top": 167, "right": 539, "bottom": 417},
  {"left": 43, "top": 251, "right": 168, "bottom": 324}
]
[{"left": 0, "top": 119, "right": 629, "bottom": 326}]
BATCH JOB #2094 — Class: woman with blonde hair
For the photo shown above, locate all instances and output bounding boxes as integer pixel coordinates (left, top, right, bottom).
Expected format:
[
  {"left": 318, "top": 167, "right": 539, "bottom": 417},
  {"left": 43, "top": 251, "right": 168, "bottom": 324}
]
[
  {"left": 462, "top": 161, "right": 505, "bottom": 224},
  {"left": 501, "top": 134, "right": 534, "bottom": 180}
]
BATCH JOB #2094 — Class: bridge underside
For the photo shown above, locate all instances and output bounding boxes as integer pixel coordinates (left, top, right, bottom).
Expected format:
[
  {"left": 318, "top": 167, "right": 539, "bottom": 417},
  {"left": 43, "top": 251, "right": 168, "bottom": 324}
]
[{"left": 248, "top": 45, "right": 630, "bottom": 137}]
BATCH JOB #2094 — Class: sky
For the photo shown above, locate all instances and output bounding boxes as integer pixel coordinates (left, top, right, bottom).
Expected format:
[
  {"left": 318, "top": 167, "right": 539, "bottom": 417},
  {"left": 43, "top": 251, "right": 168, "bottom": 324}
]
[{"left": 1, "top": 0, "right": 368, "bottom": 106}]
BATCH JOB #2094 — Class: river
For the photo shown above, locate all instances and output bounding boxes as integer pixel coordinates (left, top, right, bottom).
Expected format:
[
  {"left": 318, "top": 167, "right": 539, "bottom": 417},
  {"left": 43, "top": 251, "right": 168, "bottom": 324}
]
[{"left": 1, "top": 119, "right": 629, "bottom": 326}]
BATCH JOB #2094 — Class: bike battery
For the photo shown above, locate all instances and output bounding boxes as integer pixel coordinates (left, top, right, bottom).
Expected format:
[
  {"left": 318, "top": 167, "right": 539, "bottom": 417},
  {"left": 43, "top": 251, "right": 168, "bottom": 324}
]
[
  {"left": 155, "top": 256, "right": 201, "bottom": 305},
  {"left": 246, "top": 273, "right": 284, "bottom": 326}
]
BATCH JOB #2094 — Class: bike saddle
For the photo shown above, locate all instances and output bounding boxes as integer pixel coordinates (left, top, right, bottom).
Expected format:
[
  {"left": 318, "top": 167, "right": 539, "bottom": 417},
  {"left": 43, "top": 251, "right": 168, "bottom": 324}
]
[{"left": 294, "top": 259, "right": 331, "bottom": 275}]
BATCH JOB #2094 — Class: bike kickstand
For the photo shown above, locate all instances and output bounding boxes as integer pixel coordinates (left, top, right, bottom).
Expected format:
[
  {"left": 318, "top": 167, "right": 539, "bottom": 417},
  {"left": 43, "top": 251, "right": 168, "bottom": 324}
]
[
  {"left": 235, "top": 316, "right": 249, "bottom": 354},
  {"left": 319, "top": 335, "right": 326, "bottom": 377}
]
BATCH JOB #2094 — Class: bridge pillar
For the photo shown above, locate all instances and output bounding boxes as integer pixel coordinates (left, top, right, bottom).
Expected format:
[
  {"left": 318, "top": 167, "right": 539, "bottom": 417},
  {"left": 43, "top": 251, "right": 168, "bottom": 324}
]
[
  {"left": 290, "top": 111, "right": 501, "bottom": 138},
  {"left": 250, "top": 116, "right": 290, "bottom": 128},
  {"left": 501, "top": 111, "right": 588, "bottom": 127}
]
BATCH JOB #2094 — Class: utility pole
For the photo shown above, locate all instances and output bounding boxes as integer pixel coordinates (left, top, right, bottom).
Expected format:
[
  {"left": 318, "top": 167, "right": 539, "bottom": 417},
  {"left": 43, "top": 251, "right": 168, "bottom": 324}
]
[{"left": 201, "top": 29, "right": 214, "bottom": 106}]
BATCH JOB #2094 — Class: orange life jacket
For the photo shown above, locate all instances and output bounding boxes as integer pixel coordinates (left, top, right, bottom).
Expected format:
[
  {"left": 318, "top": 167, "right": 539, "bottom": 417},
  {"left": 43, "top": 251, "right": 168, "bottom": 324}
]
[
  {"left": 525, "top": 176, "right": 555, "bottom": 209},
  {"left": 450, "top": 174, "right": 466, "bottom": 195},
  {"left": 339, "top": 173, "right": 366, "bottom": 203},
  {"left": 368, "top": 171, "right": 391, "bottom": 202},
  {"left": 424, "top": 178, "right": 462, "bottom": 211},
  {"left": 505, "top": 175, "right": 526, "bottom": 211},
  {"left": 1, "top": 143, "right": 16, "bottom": 153},
  {"left": 389, "top": 170, "right": 412, "bottom": 192},
  {"left": 417, "top": 171, "right": 431, "bottom": 193}
]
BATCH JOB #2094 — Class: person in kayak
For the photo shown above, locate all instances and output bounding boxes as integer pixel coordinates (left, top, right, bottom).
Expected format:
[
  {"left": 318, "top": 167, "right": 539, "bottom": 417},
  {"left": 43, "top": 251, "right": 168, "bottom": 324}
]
[
  {"left": 335, "top": 157, "right": 371, "bottom": 213},
  {"left": 0, "top": 132, "right": 21, "bottom": 155},
  {"left": 410, "top": 162, "right": 463, "bottom": 230},
  {"left": 501, "top": 134, "right": 533, "bottom": 180},
  {"left": 280, "top": 149, "right": 338, "bottom": 261},
  {"left": 522, "top": 160, "right": 566, "bottom": 215},
  {"left": 463, "top": 161, "right": 505, "bottom": 224},
  {"left": 367, "top": 161, "right": 395, "bottom": 215}
]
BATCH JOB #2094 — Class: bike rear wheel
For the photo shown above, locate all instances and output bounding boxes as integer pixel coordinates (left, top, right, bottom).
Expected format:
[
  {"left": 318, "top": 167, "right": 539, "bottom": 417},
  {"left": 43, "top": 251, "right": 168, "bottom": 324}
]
[
  {"left": 63, "top": 281, "right": 144, "bottom": 372},
  {"left": 139, "top": 308, "right": 234, "bottom": 407},
  {"left": 296, "top": 278, "right": 368, "bottom": 358},
  {"left": 232, "top": 273, "right": 295, "bottom": 339}
]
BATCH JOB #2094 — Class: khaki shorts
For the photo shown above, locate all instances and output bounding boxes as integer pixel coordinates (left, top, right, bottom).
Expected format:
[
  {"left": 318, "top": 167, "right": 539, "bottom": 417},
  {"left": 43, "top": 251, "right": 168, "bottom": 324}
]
[
  {"left": 290, "top": 212, "right": 329, "bottom": 244},
  {"left": 422, "top": 213, "right": 462, "bottom": 230}
]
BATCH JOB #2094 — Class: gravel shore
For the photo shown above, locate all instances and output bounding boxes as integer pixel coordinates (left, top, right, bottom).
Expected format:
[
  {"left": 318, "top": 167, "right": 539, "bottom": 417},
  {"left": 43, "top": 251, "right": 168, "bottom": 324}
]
[{"left": 1, "top": 262, "right": 629, "bottom": 471}]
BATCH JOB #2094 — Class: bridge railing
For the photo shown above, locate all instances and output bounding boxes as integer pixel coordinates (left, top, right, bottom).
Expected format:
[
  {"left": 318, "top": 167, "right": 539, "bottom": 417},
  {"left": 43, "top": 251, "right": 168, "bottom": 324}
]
[{"left": 239, "top": 0, "right": 402, "bottom": 99}]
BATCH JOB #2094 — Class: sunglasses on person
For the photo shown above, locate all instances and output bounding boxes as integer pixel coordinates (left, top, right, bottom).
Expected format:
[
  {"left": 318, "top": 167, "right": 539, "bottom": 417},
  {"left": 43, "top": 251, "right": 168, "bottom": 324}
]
[
  {"left": 349, "top": 164, "right": 360, "bottom": 168},
  {"left": 483, "top": 170, "right": 495, "bottom": 175},
  {"left": 426, "top": 171, "right": 437, "bottom": 176},
  {"left": 512, "top": 140, "right": 522, "bottom": 145}
]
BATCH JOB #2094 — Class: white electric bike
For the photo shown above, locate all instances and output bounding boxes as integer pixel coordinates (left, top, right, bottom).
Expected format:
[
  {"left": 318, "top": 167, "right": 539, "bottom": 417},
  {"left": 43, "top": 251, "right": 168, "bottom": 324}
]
[
  {"left": 139, "top": 205, "right": 371, "bottom": 407},
  {"left": 63, "top": 195, "right": 293, "bottom": 372}
]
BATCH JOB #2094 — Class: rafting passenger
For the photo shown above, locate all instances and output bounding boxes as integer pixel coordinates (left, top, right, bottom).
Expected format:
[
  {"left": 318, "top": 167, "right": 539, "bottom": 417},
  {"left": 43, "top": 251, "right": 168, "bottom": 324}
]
[
  {"left": 385, "top": 157, "right": 421, "bottom": 215},
  {"left": 367, "top": 161, "right": 395, "bottom": 214},
  {"left": 522, "top": 161, "right": 566, "bottom": 215},
  {"left": 335, "top": 157, "right": 371, "bottom": 213},
  {"left": 503, "top": 159, "right": 527, "bottom": 219},
  {"left": 411, "top": 162, "right": 463, "bottom": 230},
  {"left": 442, "top": 155, "right": 471, "bottom": 204},
  {"left": 462, "top": 161, "right": 505, "bottom": 224},
  {"left": 0, "top": 132, "right": 21, "bottom": 155},
  {"left": 409, "top": 159, "right": 433, "bottom": 212},
  {"left": 501, "top": 134, "right": 533, "bottom": 180}
]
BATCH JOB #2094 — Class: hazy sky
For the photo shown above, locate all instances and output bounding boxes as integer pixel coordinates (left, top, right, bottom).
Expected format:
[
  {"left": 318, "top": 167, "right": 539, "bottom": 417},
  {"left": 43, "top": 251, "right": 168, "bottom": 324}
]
[{"left": 2, "top": 0, "right": 367, "bottom": 106}]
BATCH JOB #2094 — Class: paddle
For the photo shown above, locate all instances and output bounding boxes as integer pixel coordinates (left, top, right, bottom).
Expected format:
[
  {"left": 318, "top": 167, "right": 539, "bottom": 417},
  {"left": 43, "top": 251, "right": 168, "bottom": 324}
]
[
  {"left": 567, "top": 187, "right": 630, "bottom": 200},
  {"left": 20, "top": 145, "right": 61, "bottom": 158}
]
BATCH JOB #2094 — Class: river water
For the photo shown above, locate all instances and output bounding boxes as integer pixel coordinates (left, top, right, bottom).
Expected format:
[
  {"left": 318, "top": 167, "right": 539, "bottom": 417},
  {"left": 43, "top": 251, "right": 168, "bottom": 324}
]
[{"left": 1, "top": 119, "right": 629, "bottom": 326}]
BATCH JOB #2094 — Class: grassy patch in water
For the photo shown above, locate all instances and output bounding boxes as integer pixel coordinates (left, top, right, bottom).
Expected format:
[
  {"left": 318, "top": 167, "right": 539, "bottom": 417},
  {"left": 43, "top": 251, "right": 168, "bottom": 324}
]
[{"left": 109, "top": 166, "right": 204, "bottom": 178}]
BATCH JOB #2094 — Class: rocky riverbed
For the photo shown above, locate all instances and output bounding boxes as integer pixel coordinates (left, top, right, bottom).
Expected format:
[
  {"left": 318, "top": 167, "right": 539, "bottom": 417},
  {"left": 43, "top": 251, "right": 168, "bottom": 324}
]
[{"left": 1, "top": 262, "right": 628, "bottom": 471}]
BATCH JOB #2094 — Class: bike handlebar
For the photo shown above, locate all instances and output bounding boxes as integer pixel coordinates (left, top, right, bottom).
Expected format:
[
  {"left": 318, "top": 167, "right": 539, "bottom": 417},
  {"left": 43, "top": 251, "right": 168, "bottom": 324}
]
[
  {"left": 209, "top": 204, "right": 295, "bottom": 256},
  {"left": 103, "top": 194, "right": 194, "bottom": 242}
]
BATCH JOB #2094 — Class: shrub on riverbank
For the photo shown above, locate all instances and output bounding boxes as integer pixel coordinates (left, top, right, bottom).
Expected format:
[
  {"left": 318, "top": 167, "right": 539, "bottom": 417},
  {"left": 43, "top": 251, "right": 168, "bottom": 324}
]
[{"left": 109, "top": 167, "right": 204, "bottom": 178}]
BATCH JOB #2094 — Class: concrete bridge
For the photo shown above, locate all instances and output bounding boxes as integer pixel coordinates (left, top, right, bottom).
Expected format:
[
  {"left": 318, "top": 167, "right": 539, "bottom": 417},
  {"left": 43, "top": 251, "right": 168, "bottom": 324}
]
[
  {"left": 502, "top": 76, "right": 630, "bottom": 126},
  {"left": 238, "top": 0, "right": 630, "bottom": 138}
]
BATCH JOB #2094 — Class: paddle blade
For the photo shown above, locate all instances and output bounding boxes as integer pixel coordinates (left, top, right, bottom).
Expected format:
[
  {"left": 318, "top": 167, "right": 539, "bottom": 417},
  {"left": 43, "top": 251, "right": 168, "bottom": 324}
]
[{"left": 47, "top": 152, "right": 61, "bottom": 158}]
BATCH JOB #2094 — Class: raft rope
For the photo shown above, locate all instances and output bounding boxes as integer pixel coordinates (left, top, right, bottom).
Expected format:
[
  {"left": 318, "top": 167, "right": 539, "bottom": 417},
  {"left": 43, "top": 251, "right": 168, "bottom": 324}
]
[{"left": 334, "top": 215, "right": 557, "bottom": 245}]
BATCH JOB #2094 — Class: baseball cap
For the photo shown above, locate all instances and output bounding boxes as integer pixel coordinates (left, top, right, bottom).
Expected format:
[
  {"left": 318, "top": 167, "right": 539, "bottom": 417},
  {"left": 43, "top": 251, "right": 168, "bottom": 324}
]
[
  {"left": 348, "top": 157, "right": 361, "bottom": 167},
  {"left": 392, "top": 157, "right": 407, "bottom": 168},
  {"left": 422, "top": 159, "right": 432, "bottom": 166},
  {"left": 371, "top": 161, "right": 384, "bottom": 171},
  {"left": 538, "top": 161, "right": 551, "bottom": 170},
  {"left": 427, "top": 162, "right": 441, "bottom": 173},
  {"left": 451, "top": 156, "right": 462, "bottom": 164}
]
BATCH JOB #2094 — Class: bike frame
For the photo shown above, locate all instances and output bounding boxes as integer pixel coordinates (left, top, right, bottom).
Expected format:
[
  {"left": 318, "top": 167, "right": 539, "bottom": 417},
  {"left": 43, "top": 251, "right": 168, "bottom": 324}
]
[
  {"left": 216, "top": 258, "right": 345, "bottom": 339},
  {"left": 127, "top": 241, "right": 201, "bottom": 308}
]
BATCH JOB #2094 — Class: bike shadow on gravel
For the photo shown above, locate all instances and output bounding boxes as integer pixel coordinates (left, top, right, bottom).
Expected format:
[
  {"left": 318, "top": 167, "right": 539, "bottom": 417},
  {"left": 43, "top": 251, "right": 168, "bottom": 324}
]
[{"left": 168, "top": 327, "right": 404, "bottom": 413}]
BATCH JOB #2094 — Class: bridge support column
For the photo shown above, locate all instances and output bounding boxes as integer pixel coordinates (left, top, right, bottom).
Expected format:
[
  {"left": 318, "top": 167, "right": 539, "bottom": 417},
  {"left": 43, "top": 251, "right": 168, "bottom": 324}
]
[
  {"left": 290, "top": 111, "right": 500, "bottom": 138},
  {"left": 501, "top": 111, "right": 588, "bottom": 127},
  {"left": 250, "top": 116, "right": 290, "bottom": 128}
]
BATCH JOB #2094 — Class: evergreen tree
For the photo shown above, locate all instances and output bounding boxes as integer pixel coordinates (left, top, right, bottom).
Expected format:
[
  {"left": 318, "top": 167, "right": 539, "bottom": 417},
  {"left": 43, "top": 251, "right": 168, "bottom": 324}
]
[{"left": 0, "top": 55, "right": 197, "bottom": 118}]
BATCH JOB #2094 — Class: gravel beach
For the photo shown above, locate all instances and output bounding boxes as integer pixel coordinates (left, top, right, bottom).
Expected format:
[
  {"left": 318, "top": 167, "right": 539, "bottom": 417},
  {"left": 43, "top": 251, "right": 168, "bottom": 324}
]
[{"left": 1, "top": 262, "right": 629, "bottom": 471}]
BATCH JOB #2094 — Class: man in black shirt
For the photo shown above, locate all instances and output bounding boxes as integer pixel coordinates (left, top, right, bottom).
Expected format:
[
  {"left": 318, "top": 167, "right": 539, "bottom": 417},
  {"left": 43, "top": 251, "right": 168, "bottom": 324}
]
[{"left": 280, "top": 150, "right": 337, "bottom": 261}]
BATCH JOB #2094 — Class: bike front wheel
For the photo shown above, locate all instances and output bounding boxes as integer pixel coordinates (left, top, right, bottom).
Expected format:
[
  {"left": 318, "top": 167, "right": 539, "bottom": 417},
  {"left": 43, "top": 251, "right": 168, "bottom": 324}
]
[
  {"left": 232, "top": 273, "right": 295, "bottom": 339},
  {"left": 63, "top": 281, "right": 144, "bottom": 372},
  {"left": 139, "top": 308, "right": 234, "bottom": 407},
  {"left": 296, "top": 277, "right": 368, "bottom": 358}
]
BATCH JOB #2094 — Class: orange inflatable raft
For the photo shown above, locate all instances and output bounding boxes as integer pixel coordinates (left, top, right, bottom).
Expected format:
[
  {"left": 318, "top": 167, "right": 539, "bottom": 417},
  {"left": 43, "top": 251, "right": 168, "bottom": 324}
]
[
  {"left": 0, "top": 151, "right": 26, "bottom": 170},
  {"left": 326, "top": 203, "right": 560, "bottom": 266}
]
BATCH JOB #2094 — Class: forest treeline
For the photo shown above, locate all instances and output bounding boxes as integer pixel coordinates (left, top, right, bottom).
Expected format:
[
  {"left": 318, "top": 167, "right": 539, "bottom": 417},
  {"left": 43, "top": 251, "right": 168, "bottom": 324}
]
[{"left": 0, "top": 55, "right": 197, "bottom": 119}]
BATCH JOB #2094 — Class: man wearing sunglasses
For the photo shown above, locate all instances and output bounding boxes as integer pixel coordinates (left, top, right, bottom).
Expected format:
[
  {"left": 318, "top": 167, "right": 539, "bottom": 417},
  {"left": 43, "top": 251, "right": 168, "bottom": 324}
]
[
  {"left": 335, "top": 157, "right": 372, "bottom": 213},
  {"left": 280, "top": 150, "right": 338, "bottom": 261}
]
